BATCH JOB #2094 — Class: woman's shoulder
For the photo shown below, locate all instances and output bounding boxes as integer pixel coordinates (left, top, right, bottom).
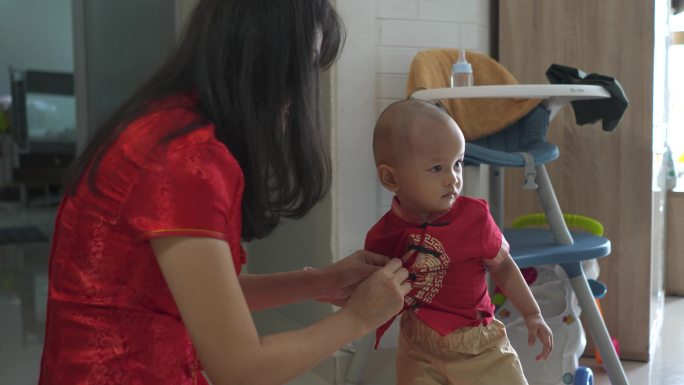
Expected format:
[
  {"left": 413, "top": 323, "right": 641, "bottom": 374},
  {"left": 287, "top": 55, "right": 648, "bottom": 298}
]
[
  {"left": 117, "top": 93, "right": 236, "bottom": 169},
  {"left": 122, "top": 94, "right": 207, "bottom": 144}
]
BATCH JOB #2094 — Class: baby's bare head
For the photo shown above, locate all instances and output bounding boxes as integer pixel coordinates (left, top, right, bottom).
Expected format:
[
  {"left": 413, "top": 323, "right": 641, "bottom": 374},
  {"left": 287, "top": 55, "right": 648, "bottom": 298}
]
[{"left": 373, "top": 99, "right": 462, "bottom": 167}]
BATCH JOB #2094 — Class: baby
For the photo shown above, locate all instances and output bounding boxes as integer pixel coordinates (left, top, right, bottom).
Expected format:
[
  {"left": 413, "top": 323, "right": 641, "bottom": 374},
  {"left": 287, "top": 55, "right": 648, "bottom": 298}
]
[{"left": 365, "top": 99, "right": 553, "bottom": 385}]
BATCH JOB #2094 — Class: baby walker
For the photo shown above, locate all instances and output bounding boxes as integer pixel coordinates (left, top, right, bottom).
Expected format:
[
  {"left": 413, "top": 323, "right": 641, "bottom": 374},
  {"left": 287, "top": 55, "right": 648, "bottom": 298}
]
[
  {"left": 494, "top": 263, "right": 592, "bottom": 385},
  {"left": 492, "top": 213, "right": 619, "bottom": 385}
]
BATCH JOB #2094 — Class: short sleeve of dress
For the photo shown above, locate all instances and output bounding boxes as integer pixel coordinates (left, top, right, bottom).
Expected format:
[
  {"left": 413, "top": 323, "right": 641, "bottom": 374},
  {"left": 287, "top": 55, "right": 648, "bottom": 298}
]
[{"left": 122, "top": 141, "right": 243, "bottom": 243}]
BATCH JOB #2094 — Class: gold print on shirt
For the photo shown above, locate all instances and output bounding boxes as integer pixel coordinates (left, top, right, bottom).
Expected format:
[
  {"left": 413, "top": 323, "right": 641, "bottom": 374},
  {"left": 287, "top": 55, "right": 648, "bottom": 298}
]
[{"left": 403, "top": 233, "right": 450, "bottom": 311}]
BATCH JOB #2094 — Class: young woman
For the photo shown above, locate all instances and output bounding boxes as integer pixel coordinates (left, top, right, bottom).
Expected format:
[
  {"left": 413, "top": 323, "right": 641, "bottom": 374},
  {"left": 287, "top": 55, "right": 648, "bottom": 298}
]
[{"left": 38, "top": 1, "right": 411, "bottom": 384}]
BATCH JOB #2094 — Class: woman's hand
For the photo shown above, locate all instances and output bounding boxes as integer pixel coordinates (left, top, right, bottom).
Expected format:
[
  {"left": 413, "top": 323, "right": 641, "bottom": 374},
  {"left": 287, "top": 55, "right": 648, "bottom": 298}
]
[
  {"left": 313, "top": 250, "right": 392, "bottom": 306},
  {"left": 153, "top": 238, "right": 408, "bottom": 385},
  {"left": 339, "top": 258, "right": 412, "bottom": 332},
  {"left": 524, "top": 313, "right": 553, "bottom": 361}
]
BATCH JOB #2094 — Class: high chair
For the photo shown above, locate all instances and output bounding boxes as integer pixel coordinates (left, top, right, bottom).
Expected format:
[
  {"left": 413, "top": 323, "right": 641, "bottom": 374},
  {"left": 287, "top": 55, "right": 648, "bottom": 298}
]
[{"left": 346, "top": 49, "right": 629, "bottom": 385}]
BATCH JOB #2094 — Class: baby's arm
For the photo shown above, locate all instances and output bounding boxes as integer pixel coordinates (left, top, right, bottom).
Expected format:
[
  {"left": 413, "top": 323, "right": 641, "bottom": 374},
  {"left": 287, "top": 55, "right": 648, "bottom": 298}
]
[{"left": 486, "top": 244, "right": 553, "bottom": 360}]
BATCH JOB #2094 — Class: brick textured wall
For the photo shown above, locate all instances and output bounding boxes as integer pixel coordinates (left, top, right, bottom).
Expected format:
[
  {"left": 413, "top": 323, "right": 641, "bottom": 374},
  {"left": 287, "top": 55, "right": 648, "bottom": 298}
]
[{"left": 374, "top": 0, "right": 493, "bottom": 209}]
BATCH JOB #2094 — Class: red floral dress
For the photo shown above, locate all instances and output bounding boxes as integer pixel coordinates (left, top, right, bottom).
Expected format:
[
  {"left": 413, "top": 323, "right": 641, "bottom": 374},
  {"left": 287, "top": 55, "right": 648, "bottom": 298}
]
[{"left": 38, "top": 94, "right": 245, "bottom": 385}]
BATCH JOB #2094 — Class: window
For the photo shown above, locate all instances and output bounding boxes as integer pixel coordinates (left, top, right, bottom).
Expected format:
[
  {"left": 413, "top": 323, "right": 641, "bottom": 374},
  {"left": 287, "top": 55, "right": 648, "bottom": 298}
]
[{"left": 669, "top": 12, "right": 684, "bottom": 191}]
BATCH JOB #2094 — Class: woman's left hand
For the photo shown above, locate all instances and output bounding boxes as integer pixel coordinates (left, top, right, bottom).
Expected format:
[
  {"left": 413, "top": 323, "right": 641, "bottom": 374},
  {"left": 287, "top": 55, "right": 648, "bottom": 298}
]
[{"left": 313, "top": 250, "right": 391, "bottom": 306}]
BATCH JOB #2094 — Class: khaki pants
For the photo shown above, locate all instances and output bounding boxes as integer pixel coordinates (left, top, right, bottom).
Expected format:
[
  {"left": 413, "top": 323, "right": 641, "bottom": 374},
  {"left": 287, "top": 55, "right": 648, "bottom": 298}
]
[{"left": 397, "top": 312, "right": 528, "bottom": 385}]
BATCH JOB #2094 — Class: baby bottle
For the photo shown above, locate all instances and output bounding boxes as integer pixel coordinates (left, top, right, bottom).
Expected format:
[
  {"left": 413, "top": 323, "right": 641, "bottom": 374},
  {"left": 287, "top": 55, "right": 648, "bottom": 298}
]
[{"left": 450, "top": 49, "right": 473, "bottom": 87}]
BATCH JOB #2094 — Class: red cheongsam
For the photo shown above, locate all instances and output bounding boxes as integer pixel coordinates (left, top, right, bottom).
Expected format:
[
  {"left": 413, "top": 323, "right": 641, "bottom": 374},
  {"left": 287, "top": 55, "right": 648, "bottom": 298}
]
[{"left": 38, "top": 94, "right": 245, "bottom": 385}]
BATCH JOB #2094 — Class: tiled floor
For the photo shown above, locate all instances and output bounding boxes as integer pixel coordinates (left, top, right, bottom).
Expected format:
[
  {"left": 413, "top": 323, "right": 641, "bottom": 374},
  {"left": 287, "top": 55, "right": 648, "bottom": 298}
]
[
  {"left": 2, "top": 204, "right": 684, "bottom": 385},
  {"left": 581, "top": 296, "right": 684, "bottom": 385},
  {"left": 0, "top": 204, "right": 56, "bottom": 385},
  {"left": 280, "top": 297, "right": 684, "bottom": 385}
]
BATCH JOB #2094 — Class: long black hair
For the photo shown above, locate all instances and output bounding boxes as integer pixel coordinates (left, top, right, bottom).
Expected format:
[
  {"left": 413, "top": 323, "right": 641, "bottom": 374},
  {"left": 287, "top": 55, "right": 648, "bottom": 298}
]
[{"left": 66, "top": 0, "right": 345, "bottom": 241}]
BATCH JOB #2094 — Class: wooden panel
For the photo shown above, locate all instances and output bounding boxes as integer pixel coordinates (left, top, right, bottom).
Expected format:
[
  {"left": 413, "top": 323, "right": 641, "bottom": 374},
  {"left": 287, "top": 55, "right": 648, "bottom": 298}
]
[
  {"left": 500, "top": 0, "right": 656, "bottom": 361},
  {"left": 666, "top": 192, "right": 684, "bottom": 295}
]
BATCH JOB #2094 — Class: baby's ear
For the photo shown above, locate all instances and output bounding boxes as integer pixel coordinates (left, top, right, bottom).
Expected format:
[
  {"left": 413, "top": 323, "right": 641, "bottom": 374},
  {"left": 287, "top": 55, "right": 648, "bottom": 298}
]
[{"left": 378, "top": 164, "right": 399, "bottom": 192}]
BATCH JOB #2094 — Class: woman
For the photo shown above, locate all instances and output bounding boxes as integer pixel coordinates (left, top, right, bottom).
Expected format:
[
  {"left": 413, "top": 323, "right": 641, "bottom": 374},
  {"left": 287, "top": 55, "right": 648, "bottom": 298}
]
[{"left": 38, "top": 1, "right": 411, "bottom": 384}]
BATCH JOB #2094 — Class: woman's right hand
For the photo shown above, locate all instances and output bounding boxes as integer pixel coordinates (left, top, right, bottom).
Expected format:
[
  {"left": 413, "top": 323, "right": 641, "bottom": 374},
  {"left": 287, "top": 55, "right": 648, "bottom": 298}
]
[{"left": 339, "top": 258, "right": 411, "bottom": 333}]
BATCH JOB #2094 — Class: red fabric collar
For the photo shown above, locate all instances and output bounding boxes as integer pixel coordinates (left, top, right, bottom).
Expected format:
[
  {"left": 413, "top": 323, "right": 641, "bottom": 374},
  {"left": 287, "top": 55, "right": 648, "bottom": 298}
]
[{"left": 390, "top": 196, "right": 457, "bottom": 225}]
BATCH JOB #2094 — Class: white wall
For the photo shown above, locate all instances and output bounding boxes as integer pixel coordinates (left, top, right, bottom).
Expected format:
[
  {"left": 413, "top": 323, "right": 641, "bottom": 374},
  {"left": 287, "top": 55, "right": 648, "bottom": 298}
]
[
  {"left": 333, "top": 0, "right": 494, "bottom": 262},
  {"left": 375, "top": 0, "right": 491, "bottom": 113},
  {"left": 176, "top": 0, "right": 199, "bottom": 37},
  {"left": 331, "top": 1, "right": 380, "bottom": 261}
]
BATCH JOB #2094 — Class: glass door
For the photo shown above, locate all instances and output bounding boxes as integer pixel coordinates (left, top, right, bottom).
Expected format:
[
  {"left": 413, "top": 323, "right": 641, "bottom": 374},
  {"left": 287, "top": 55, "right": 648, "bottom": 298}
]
[{"left": 669, "top": 14, "right": 684, "bottom": 191}]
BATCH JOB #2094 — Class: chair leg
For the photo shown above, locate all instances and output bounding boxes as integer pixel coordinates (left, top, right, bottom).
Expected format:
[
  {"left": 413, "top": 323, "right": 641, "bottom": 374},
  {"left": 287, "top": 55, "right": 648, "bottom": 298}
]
[
  {"left": 534, "top": 165, "right": 573, "bottom": 245},
  {"left": 489, "top": 166, "right": 504, "bottom": 229},
  {"left": 19, "top": 183, "right": 28, "bottom": 207},
  {"left": 568, "top": 272, "right": 630, "bottom": 385}
]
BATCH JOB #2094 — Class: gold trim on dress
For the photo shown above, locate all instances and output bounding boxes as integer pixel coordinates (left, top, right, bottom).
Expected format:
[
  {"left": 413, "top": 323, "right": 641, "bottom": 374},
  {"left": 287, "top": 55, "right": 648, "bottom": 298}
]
[{"left": 136, "top": 228, "right": 226, "bottom": 242}]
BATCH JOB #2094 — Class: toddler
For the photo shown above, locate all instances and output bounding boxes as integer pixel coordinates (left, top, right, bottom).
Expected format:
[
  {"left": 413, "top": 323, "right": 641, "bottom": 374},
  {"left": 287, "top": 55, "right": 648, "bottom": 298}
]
[{"left": 366, "top": 99, "right": 553, "bottom": 385}]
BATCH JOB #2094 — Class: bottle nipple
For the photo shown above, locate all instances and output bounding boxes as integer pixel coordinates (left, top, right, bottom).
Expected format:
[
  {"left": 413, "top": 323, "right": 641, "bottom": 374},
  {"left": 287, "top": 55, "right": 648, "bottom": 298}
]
[
  {"left": 454, "top": 49, "right": 472, "bottom": 73},
  {"left": 451, "top": 49, "right": 473, "bottom": 87},
  {"left": 458, "top": 49, "right": 467, "bottom": 65}
]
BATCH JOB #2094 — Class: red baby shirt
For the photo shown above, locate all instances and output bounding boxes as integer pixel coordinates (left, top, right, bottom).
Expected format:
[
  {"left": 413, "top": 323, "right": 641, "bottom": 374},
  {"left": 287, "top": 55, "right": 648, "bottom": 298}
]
[{"left": 365, "top": 196, "right": 505, "bottom": 348}]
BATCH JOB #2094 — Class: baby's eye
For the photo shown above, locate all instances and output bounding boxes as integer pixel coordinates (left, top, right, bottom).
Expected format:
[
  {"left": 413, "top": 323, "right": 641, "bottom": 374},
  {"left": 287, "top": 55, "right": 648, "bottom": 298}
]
[
  {"left": 430, "top": 165, "right": 443, "bottom": 172},
  {"left": 454, "top": 160, "right": 463, "bottom": 169}
]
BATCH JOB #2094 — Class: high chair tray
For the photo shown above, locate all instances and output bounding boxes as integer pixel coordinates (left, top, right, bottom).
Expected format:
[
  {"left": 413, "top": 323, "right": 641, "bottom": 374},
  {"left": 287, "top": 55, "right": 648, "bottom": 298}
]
[
  {"left": 504, "top": 228, "right": 628, "bottom": 385},
  {"left": 411, "top": 84, "right": 610, "bottom": 101},
  {"left": 411, "top": 84, "right": 611, "bottom": 119},
  {"left": 504, "top": 228, "right": 611, "bottom": 273}
]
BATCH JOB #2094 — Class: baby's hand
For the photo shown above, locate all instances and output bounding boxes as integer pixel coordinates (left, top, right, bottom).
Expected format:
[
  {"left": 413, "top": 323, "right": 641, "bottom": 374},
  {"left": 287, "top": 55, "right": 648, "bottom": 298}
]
[{"left": 524, "top": 313, "right": 553, "bottom": 360}]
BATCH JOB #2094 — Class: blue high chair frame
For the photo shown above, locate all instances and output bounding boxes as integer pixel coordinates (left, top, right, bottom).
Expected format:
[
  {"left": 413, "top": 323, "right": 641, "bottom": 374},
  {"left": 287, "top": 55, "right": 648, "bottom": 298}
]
[
  {"left": 345, "top": 84, "right": 630, "bottom": 385},
  {"left": 410, "top": 84, "right": 630, "bottom": 385}
]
